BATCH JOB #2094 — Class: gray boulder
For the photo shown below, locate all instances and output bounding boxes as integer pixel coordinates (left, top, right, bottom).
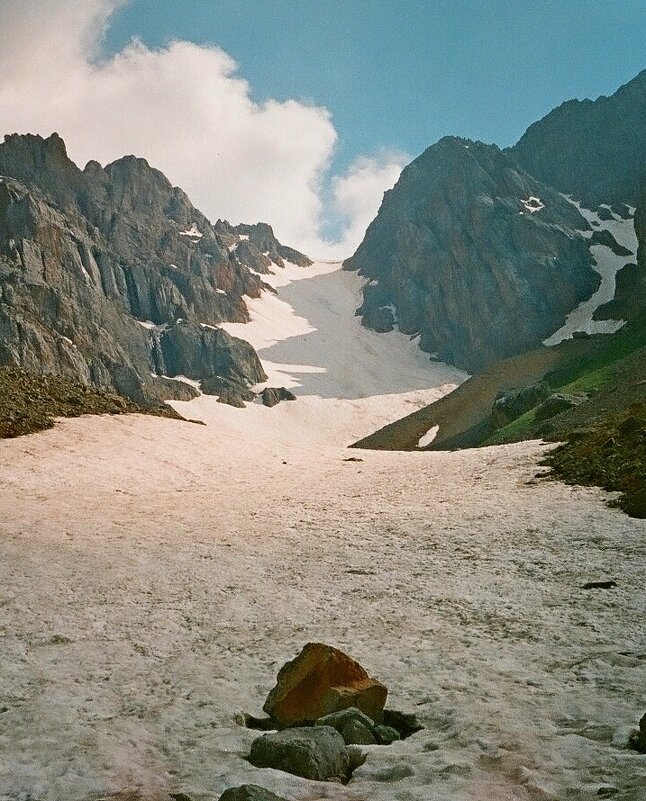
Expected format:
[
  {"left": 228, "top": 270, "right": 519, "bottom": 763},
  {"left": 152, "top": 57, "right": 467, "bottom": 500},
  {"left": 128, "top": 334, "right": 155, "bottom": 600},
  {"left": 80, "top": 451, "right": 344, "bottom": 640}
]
[
  {"left": 218, "top": 787, "right": 286, "bottom": 801},
  {"left": 316, "top": 706, "right": 377, "bottom": 745},
  {"left": 534, "top": 393, "right": 588, "bottom": 422},
  {"left": 248, "top": 725, "right": 350, "bottom": 782}
]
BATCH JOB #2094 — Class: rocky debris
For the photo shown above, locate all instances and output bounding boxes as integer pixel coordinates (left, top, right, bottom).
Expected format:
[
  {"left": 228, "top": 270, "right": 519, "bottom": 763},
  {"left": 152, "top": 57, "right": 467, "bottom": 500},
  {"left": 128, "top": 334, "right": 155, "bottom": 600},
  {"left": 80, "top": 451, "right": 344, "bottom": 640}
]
[
  {"left": 510, "top": 69, "right": 646, "bottom": 208},
  {"left": 316, "top": 707, "right": 378, "bottom": 745},
  {"left": 345, "top": 137, "right": 596, "bottom": 372},
  {"left": 248, "top": 726, "right": 351, "bottom": 782},
  {"left": 260, "top": 387, "right": 297, "bottom": 407},
  {"left": 492, "top": 382, "right": 551, "bottom": 427},
  {"left": 534, "top": 393, "right": 588, "bottom": 422},
  {"left": 589, "top": 228, "right": 634, "bottom": 256},
  {"left": 263, "top": 642, "right": 388, "bottom": 727},
  {"left": 0, "top": 132, "right": 304, "bottom": 406},
  {"left": 0, "top": 365, "right": 180, "bottom": 438},
  {"left": 218, "top": 787, "right": 286, "bottom": 801}
]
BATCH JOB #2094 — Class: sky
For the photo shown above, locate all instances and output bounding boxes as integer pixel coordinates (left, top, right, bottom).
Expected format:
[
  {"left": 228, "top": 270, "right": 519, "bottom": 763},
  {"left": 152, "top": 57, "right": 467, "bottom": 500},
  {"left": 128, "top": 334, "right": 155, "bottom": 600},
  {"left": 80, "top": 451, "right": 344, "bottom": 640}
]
[{"left": 0, "top": 1, "right": 645, "bottom": 258}]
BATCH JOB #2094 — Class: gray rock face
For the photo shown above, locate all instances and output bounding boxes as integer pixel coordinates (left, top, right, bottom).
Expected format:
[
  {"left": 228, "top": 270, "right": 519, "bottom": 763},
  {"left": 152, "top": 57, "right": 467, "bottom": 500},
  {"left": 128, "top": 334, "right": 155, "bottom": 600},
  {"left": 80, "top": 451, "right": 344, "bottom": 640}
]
[
  {"left": 0, "top": 133, "right": 304, "bottom": 405},
  {"left": 510, "top": 69, "right": 646, "bottom": 209},
  {"left": 248, "top": 726, "right": 350, "bottom": 782},
  {"left": 345, "top": 137, "right": 597, "bottom": 372},
  {"left": 218, "top": 786, "right": 287, "bottom": 801}
]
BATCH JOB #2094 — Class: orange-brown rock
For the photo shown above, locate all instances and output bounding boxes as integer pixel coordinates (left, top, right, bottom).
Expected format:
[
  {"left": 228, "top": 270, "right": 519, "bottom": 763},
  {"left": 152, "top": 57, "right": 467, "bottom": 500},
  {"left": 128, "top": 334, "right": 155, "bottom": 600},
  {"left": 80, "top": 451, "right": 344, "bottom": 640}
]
[{"left": 262, "top": 643, "right": 387, "bottom": 727}]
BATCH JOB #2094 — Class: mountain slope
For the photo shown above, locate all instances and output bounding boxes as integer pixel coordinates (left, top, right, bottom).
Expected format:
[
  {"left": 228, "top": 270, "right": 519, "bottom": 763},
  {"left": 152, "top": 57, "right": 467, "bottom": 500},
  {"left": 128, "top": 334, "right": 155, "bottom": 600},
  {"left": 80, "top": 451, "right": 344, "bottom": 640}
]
[
  {"left": 0, "top": 133, "right": 309, "bottom": 405},
  {"left": 510, "top": 69, "right": 646, "bottom": 208},
  {"left": 344, "top": 137, "right": 597, "bottom": 372}
]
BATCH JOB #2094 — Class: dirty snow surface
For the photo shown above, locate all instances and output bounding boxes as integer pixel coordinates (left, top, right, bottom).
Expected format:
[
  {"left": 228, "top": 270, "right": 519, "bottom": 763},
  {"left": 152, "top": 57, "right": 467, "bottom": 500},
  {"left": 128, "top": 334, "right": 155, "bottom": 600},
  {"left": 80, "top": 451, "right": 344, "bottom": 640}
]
[{"left": 1, "top": 262, "right": 645, "bottom": 801}]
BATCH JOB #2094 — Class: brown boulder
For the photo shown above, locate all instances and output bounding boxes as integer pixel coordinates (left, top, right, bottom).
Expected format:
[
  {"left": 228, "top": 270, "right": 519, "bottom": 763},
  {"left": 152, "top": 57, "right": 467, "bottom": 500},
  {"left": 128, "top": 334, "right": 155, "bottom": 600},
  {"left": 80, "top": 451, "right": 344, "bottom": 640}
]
[{"left": 262, "top": 642, "right": 387, "bottom": 727}]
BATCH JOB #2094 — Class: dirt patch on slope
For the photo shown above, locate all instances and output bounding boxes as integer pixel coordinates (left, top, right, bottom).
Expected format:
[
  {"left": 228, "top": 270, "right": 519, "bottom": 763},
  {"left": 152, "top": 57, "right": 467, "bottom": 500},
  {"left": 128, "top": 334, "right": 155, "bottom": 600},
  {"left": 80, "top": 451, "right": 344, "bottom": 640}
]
[{"left": 0, "top": 366, "right": 183, "bottom": 438}]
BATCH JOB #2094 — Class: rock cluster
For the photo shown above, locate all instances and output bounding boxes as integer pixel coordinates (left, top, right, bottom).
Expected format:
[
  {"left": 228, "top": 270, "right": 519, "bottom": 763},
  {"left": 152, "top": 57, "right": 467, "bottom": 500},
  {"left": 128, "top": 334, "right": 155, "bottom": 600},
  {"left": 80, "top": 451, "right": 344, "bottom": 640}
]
[
  {"left": 233, "top": 643, "right": 421, "bottom": 796},
  {"left": 0, "top": 133, "right": 308, "bottom": 406}
]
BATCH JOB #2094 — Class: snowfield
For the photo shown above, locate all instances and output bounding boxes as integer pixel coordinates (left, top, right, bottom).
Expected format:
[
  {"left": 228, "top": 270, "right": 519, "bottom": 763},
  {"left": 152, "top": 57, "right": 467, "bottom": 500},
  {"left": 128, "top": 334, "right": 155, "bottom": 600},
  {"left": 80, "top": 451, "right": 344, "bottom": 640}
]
[{"left": 0, "top": 262, "right": 645, "bottom": 801}]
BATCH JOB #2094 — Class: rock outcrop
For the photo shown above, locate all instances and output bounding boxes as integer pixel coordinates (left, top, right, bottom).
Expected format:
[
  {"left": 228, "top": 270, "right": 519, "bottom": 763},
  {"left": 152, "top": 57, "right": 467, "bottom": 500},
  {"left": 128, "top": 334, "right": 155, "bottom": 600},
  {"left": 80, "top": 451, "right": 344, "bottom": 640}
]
[
  {"left": 510, "top": 69, "right": 646, "bottom": 209},
  {"left": 0, "top": 133, "right": 308, "bottom": 405},
  {"left": 263, "top": 642, "right": 388, "bottom": 727},
  {"left": 260, "top": 387, "right": 296, "bottom": 407},
  {"left": 345, "top": 137, "right": 597, "bottom": 372}
]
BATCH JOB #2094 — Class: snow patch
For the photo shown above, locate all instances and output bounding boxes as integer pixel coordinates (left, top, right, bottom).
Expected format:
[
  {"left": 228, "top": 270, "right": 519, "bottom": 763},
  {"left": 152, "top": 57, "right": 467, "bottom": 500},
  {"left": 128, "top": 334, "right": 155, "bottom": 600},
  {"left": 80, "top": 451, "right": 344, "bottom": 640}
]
[
  {"left": 179, "top": 223, "right": 203, "bottom": 239},
  {"left": 137, "top": 320, "right": 157, "bottom": 330},
  {"left": 521, "top": 196, "right": 545, "bottom": 214},
  {"left": 153, "top": 373, "right": 202, "bottom": 392},
  {"left": 418, "top": 424, "right": 439, "bottom": 448},
  {"left": 544, "top": 197, "right": 637, "bottom": 345}
]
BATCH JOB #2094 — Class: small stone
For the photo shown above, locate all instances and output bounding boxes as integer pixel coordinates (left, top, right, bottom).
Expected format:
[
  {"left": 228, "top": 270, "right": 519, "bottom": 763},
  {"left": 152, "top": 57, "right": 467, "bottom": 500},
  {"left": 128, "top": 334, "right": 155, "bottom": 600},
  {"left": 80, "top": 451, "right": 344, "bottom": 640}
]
[
  {"left": 374, "top": 724, "right": 401, "bottom": 745},
  {"left": 341, "top": 720, "right": 376, "bottom": 745},
  {"left": 582, "top": 580, "right": 617, "bottom": 590},
  {"left": 218, "top": 787, "right": 286, "bottom": 801}
]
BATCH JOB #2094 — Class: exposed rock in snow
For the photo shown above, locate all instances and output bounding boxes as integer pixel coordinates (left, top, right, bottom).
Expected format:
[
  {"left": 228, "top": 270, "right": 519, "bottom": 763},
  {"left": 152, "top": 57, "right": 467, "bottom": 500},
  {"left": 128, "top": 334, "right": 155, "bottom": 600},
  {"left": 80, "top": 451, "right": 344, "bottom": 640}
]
[{"left": 544, "top": 197, "right": 637, "bottom": 345}]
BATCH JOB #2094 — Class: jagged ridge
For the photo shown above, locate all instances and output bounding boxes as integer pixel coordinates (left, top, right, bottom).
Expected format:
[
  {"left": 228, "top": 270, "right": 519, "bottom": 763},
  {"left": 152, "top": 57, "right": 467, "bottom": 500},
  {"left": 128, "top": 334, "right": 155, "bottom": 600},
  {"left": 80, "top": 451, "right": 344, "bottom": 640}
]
[{"left": 0, "top": 133, "right": 310, "bottom": 405}]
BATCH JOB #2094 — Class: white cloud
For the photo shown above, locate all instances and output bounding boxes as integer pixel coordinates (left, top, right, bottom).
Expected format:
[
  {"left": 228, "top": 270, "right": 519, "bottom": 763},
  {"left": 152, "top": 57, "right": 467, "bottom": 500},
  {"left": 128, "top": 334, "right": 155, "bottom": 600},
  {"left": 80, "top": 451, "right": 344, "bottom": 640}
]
[{"left": 0, "top": 0, "right": 405, "bottom": 259}]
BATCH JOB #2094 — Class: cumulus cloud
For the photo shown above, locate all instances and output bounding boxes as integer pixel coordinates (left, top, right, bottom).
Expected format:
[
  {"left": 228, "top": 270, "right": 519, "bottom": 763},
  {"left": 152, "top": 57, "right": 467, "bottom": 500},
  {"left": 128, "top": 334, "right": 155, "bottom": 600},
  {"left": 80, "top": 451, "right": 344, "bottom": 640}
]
[{"left": 0, "top": 0, "right": 406, "bottom": 258}]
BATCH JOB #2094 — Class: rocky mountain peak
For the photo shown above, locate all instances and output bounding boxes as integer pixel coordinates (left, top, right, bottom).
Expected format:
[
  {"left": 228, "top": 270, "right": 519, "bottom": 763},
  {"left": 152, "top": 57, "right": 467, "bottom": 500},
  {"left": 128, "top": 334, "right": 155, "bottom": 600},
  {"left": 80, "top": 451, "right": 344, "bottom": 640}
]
[
  {"left": 0, "top": 131, "right": 310, "bottom": 407},
  {"left": 509, "top": 69, "right": 646, "bottom": 207},
  {"left": 345, "top": 138, "right": 597, "bottom": 372}
]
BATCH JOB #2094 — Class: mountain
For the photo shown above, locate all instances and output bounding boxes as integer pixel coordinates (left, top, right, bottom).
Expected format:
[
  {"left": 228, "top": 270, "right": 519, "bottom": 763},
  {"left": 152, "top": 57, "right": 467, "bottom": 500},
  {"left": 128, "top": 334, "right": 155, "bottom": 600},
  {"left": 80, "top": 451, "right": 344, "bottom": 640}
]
[
  {"left": 0, "top": 133, "right": 310, "bottom": 406},
  {"left": 509, "top": 69, "right": 646, "bottom": 208},
  {"left": 344, "top": 137, "right": 597, "bottom": 372}
]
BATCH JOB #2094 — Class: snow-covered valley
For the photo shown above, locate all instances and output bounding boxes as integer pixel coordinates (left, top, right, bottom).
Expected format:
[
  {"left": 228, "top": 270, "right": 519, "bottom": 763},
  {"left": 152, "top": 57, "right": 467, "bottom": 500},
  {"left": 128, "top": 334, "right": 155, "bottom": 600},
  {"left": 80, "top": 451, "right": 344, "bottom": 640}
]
[{"left": 0, "top": 262, "right": 645, "bottom": 801}]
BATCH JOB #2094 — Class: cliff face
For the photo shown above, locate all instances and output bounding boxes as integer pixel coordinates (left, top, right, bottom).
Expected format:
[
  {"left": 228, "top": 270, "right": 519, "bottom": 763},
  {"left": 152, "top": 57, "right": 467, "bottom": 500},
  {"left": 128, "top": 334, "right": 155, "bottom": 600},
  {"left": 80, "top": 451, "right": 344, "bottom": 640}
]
[
  {"left": 509, "top": 70, "right": 646, "bottom": 209},
  {"left": 0, "top": 133, "right": 309, "bottom": 404},
  {"left": 344, "top": 137, "right": 597, "bottom": 373}
]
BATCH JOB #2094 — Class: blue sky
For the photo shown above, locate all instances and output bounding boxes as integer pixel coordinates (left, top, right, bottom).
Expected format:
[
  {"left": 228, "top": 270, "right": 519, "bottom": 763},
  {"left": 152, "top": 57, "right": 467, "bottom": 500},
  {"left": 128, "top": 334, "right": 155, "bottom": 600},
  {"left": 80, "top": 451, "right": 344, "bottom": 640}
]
[
  {"left": 105, "top": 0, "right": 646, "bottom": 173},
  {"left": 2, "top": 1, "right": 644, "bottom": 256}
]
